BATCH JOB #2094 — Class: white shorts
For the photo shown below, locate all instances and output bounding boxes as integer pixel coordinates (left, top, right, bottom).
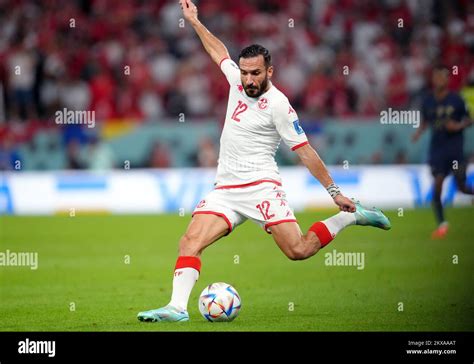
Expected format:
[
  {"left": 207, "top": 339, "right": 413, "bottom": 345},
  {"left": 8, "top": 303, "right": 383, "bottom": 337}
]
[{"left": 192, "top": 179, "right": 297, "bottom": 234}]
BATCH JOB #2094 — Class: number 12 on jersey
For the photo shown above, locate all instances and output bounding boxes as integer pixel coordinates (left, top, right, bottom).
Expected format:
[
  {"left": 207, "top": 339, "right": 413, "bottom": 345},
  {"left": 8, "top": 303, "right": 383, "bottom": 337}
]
[
  {"left": 256, "top": 200, "right": 275, "bottom": 220},
  {"left": 231, "top": 101, "right": 248, "bottom": 122}
]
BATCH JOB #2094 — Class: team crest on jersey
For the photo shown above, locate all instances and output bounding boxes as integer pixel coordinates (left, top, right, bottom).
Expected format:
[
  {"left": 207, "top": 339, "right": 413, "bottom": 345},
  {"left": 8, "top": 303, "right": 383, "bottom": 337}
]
[
  {"left": 258, "top": 97, "right": 268, "bottom": 110},
  {"left": 237, "top": 85, "right": 244, "bottom": 93},
  {"left": 293, "top": 119, "right": 304, "bottom": 134}
]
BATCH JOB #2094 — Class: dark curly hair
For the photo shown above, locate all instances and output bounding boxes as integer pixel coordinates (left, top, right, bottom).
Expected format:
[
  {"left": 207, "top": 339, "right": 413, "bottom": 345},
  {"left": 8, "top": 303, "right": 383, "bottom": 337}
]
[{"left": 238, "top": 44, "right": 272, "bottom": 68}]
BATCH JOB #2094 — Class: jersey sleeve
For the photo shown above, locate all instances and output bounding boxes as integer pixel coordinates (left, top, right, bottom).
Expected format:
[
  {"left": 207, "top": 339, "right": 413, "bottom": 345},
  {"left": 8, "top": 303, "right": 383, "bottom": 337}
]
[
  {"left": 220, "top": 57, "right": 240, "bottom": 86},
  {"left": 272, "top": 100, "right": 308, "bottom": 151}
]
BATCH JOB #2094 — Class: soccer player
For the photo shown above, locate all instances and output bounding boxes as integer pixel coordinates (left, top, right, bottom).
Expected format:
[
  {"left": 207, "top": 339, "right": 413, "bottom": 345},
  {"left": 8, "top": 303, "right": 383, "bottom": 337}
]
[
  {"left": 412, "top": 65, "right": 473, "bottom": 239},
  {"left": 137, "top": 0, "right": 391, "bottom": 322}
]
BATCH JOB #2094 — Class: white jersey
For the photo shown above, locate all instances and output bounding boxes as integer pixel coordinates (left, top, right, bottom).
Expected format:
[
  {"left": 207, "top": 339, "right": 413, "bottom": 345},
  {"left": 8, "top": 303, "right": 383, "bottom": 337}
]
[{"left": 215, "top": 58, "right": 308, "bottom": 187}]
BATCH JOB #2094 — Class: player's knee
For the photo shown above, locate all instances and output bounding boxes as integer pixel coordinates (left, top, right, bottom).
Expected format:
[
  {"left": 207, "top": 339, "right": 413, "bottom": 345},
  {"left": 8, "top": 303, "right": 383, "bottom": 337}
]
[
  {"left": 285, "top": 244, "right": 308, "bottom": 261},
  {"left": 178, "top": 232, "right": 203, "bottom": 256}
]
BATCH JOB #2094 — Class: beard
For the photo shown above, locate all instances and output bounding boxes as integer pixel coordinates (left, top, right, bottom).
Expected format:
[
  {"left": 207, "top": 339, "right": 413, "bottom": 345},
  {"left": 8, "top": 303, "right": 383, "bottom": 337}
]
[{"left": 244, "top": 75, "right": 269, "bottom": 98}]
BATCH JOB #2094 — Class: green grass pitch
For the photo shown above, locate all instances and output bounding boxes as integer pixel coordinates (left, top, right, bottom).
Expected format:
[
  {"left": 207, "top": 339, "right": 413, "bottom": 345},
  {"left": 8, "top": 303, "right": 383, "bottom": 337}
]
[{"left": 1, "top": 207, "right": 473, "bottom": 331}]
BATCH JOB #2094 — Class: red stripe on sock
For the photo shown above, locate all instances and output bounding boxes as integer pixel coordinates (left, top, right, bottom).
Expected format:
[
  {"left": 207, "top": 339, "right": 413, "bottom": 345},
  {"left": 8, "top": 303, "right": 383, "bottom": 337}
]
[
  {"left": 309, "top": 222, "right": 334, "bottom": 248},
  {"left": 175, "top": 256, "right": 201, "bottom": 273}
]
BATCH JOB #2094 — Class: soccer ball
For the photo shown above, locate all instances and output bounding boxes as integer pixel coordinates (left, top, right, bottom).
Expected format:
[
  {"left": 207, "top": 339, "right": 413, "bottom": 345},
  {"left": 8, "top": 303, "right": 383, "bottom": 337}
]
[{"left": 198, "top": 282, "right": 241, "bottom": 322}]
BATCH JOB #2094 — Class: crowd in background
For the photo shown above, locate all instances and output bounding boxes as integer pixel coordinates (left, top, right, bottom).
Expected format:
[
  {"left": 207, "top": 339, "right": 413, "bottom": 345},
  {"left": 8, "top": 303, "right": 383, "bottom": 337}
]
[
  {"left": 1, "top": 0, "right": 473, "bottom": 122},
  {"left": 0, "top": 0, "right": 473, "bottom": 170}
]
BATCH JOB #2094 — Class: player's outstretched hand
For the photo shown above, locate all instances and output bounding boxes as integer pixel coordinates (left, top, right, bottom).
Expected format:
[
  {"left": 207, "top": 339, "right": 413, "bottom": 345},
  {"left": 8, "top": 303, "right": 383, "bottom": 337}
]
[
  {"left": 179, "top": 0, "right": 198, "bottom": 24},
  {"left": 334, "top": 194, "right": 356, "bottom": 212}
]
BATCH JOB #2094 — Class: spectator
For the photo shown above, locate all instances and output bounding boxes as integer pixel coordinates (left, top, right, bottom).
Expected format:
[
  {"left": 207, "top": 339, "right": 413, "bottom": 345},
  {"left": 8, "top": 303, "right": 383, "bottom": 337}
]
[
  {"left": 65, "top": 139, "right": 84, "bottom": 170},
  {"left": 0, "top": 133, "right": 21, "bottom": 170},
  {"left": 195, "top": 137, "right": 218, "bottom": 168},
  {"left": 7, "top": 39, "right": 38, "bottom": 120},
  {"left": 85, "top": 135, "right": 115, "bottom": 171},
  {"left": 147, "top": 141, "right": 171, "bottom": 168}
]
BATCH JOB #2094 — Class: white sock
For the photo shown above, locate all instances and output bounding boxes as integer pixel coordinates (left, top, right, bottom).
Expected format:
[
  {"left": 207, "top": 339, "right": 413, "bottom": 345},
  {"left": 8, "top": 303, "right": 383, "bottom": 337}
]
[
  {"left": 322, "top": 211, "right": 356, "bottom": 236},
  {"left": 168, "top": 267, "right": 199, "bottom": 311}
]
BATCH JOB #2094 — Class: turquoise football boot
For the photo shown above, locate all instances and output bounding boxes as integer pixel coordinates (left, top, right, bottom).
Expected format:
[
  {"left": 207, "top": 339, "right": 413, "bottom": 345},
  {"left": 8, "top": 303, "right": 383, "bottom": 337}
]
[
  {"left": 137, "top": 305, "right": 189, "bottom": 322},
  {"left": 353, "top": 200, "right": 391, "bottom": 230}
]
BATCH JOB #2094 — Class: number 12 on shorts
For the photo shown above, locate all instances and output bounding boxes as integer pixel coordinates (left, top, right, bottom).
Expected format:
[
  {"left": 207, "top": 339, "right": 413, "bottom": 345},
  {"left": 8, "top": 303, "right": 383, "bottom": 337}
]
[{"left": 256, "top": 200, "right": 275, "bottom": 220}]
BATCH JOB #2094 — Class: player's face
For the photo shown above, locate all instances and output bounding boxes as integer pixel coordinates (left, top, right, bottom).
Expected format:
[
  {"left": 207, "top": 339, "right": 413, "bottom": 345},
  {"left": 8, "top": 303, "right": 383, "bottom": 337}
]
[
  {"left": 239, "top": 56, "right": 273, "bottom": 98},
  {"left": 432, "top": 69, "right": 449, "bottom": 90}
]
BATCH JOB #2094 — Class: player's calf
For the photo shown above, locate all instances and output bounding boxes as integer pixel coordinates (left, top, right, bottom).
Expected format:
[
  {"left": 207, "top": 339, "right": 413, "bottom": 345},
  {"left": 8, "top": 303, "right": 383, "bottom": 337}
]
[
  {"left": 178, "top": 232, "right": 204, "bottom": 256},
  {"left": 270, "top": 222, "right": 321, "bottom": 261},
  {"left": 284, "top": 234, "right": 322, "bottom": 261},
  {"left": 178, "top": 214, "right": 230, "bottom": 256}
]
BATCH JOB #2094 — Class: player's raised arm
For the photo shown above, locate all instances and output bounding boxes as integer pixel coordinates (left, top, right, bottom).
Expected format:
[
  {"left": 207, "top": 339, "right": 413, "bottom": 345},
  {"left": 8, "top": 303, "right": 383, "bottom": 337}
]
[{"left": 180, "top": 0, "right": 230, "bottom": 65}]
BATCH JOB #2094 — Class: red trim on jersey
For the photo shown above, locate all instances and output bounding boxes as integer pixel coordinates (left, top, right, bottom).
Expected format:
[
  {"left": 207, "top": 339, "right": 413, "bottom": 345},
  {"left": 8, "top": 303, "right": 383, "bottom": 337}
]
[
  {"left": 291, "top": 141, "right": 309, "bottom": 151},
  {"left": 215, "top": 179, "right": 282, "bottom": 190},
  {"left": 219, "top": 56, "right": 230, "bottom": 68},
  {"left": 192, "top": 211, "right": 233, "bottom": 233},
  {"left": 264, "top": 219, "right": 298, "bottom": 233},
  {"left": 175, "top": 256, "right": 201, "bottom": 273}
]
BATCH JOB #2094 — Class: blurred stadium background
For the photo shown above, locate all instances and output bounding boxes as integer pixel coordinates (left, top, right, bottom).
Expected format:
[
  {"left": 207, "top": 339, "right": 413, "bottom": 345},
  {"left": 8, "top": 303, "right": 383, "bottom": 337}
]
[{"left": 0, "top": 0, "right": 473, "bottom": 214}]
